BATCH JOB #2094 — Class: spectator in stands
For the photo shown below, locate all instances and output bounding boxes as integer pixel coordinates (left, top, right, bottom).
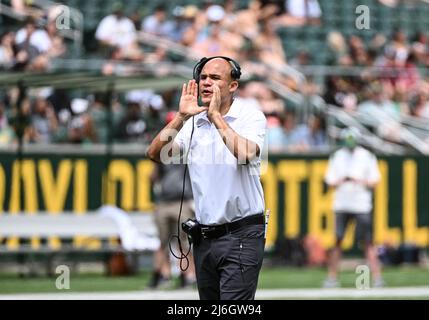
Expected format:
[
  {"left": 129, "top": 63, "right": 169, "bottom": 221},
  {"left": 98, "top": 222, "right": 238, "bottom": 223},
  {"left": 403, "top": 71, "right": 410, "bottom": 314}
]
[
  {"left": 15, "top": 17, "right": 52, "bottom": 54},
  {"left": 8, "top": 97, "right": 33, "bottom": 143},
  {"left": 359, "top": 81, "right": 401, "bottom": 121},
  {"left": 288, "top": 0, "right": 322, "bottom": 24},
  {"left": 243, "top": 81, "right": 285, "bottom": 116},
  {"left": 11, "top": 0, "right": 44, "bottom": 20},
  {"left": 0, "top": 101, "right": 14, "bottom": 145},
  {"left": 323, "top": 128, "right": 385, "bottom": 288},
  {"left": 368, "top": 33, "right": 388, "bottom": 59},
  {"left": 13, "top": 18, "right": 44, "bottom": 70},
  {"left": 289, "top": 49, "right": 312, "bottom": 67},
  {"left": 142, "top": 94, "right": 165, "bottom": 143},
  {"left": 378, "top": 0, "right": 399, "bottom": 7},
  {"left": 266, "top": 114, "right": 284, "bottom": 152},
  {"left": 411, "top": 31, "right": 429, "bottom": 67},
  {"left": 115, "top": 100, "right": 146, "bottom": 143},
  {"left": 391, "top": 81, "right": 411, "bottom": 116},
  {"left": 44, "top": 19, "right": 66, "bottom": 58},
  {"left": 324, "top": 75, "right": 359, "bottom": 112},
  {"left": 87, "top": 92, "right": 109, "bottom": 143},
  {"left": 358, "top": 82, "right": 403, "bottom": 142},
  {"left": 275, "top": 0, "right": 322, "bottom": 27},
  {"left": 220, "top": 0, "right": 239, "bottom": 31},
  {"left": 30, "top": 96, "right": 58, "bottom": 144},
  {"left": 177, "top": 5, "right": 200, "bottom": 47},
  {"left": 386, "top": 29, "right": 409, "bottom": 68},
  {"left": 95, "top": 2, "right": 138, "bottom": 54},
  {"left": 141, "top": 4, "right": 174, "bottom": 38},
  {"left": 348, "top": 35, "right": 370, "bottom": 66},
  {"left": 192, "top": 5, "right": 237, "bottom": 58},
  {"left": 46, "top": 88, "right": 70, "bottom": 117},
  {"left": 281, "top": 111, "right": 301, "bottom": 149},
  {"left": 290, "top": 113, "right": 328, "bottom": 151},
  {"left": 254, "top": 18, "right": 287, "bottom": 66},
  {"left": 0, "top": 31, "right": 15, "bottom": 70},
  {"left": 326, "top": 31, "right": 351, "bottom": 66},
  {"left": 234, "top": 0, "right": 264, "bottom": 39},
  {"left": 164, "top": 6, "right": 194, "bottom": 44},
  {"left": 411, "top": 89, "right": 429, "bottom": 119},
  {"left": 67, "top": 98, "right": 95, "bottom": 144},
  {"left": 11, "top": 0, "right": 27, "bottom": 15}
]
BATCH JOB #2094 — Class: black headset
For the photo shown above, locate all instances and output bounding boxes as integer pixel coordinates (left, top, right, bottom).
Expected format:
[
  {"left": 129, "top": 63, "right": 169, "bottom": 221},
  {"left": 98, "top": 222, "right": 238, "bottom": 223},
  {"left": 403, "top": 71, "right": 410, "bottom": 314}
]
[{"left": 193, "top": 56, "right": 242, "bottom": 82}]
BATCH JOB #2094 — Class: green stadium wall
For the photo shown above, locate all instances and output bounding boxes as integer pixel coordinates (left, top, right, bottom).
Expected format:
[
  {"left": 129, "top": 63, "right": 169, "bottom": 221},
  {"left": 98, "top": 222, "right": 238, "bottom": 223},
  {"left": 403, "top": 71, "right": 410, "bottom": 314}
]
[{"left": 0, "top": 152, "right": 428, "bottom": 250}]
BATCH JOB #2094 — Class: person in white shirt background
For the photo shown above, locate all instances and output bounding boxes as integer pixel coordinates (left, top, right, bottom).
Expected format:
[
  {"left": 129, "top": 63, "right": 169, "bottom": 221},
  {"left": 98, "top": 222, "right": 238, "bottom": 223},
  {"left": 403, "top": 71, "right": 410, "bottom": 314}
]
[
  {"left": 95, "top": 2, "right": 137, "bottom": 51},
  {"left": 147, "top": 56, "right": 267, "bottom": 300},
  {"left": 323, "top": 127, "right": 385, "bottom": 288}
]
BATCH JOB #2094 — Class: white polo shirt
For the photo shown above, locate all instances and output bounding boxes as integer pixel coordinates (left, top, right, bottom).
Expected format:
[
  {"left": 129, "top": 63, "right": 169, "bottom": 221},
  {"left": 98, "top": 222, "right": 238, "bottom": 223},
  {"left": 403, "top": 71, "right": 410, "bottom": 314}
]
[
  {"left": 174, "top": 99, "right": 267, "bottom": 225},
  {"left": 325, "top": 146, "right": 381, "bottom": 214}
]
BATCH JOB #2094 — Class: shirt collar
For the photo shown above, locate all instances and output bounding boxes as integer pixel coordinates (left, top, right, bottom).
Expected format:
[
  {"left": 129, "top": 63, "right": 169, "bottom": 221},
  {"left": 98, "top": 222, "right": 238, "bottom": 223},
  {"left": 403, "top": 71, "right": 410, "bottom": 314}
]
[{"left": 196, "top": 99, "right": 241, "bottom": 126}]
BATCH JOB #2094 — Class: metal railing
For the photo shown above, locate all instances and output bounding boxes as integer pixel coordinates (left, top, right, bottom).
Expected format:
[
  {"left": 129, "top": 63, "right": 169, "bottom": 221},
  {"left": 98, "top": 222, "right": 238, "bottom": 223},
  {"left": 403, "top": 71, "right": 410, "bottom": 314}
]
[{"left": 323, "top": 103, "right": 429, "bottom": 155}]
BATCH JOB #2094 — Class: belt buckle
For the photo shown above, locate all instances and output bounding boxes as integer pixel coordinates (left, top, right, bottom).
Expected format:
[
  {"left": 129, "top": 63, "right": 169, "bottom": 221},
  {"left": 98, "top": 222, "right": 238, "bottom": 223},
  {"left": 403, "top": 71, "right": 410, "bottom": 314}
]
[{"left": 201, "top": 226, "right": 212, "bottom": 239}]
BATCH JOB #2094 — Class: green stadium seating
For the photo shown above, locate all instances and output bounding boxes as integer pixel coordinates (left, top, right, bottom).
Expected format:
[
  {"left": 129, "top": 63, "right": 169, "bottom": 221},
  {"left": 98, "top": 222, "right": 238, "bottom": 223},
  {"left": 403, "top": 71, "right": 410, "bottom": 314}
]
[{"left": 2, "top": 0, "right": 429, "bottom": 65}]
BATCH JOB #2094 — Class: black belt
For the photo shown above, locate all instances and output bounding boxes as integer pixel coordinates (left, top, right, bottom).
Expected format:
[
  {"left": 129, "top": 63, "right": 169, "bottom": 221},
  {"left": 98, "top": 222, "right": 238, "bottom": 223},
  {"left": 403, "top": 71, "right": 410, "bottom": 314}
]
[{"left": 199, "top": 214, "right": 264, "bottom": 240}]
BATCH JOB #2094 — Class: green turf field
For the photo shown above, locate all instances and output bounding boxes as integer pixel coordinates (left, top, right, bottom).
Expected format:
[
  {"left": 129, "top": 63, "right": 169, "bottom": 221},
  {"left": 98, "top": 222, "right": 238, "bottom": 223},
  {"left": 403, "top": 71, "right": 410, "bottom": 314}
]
[{"left": 0, "top": 265, "right": 428, "bottom": 294}]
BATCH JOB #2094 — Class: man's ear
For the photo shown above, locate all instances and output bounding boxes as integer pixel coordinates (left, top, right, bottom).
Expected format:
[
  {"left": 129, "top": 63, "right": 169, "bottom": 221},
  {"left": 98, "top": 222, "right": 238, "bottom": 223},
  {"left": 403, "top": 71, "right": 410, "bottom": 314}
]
[{"left": 229, "top": 80, "right": 239, "bottom": 93}]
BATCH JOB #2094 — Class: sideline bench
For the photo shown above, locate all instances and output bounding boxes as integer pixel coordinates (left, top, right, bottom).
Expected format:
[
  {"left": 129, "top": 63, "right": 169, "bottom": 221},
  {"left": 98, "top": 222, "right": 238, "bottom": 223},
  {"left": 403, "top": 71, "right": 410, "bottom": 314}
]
[{"left": 0, "top": 207, "right": 159, "bottom": 276}]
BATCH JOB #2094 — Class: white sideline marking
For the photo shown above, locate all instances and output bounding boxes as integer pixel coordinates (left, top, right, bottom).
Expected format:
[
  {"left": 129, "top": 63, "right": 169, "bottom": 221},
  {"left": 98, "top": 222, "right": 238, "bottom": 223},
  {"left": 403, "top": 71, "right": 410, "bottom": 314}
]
[{"left": 1, "top": 287, "right": 429, "bottom": 300}]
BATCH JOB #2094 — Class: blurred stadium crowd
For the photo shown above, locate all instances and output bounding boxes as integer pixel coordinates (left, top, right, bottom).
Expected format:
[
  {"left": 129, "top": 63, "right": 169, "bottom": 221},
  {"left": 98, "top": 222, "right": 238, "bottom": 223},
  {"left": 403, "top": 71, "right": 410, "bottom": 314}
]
[{"left": 0, "top": 0, "right": 429, "bottom": 152}]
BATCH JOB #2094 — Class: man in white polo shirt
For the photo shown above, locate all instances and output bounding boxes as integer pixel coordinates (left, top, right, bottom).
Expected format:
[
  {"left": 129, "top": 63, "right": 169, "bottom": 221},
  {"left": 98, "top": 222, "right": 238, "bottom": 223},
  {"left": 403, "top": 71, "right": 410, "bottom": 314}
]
[
  {"left": 147, "top": 56, "right": 267, "bottom": 300},
  {"left": 323, "top": 128, "right": 384, "bottom": 288}
]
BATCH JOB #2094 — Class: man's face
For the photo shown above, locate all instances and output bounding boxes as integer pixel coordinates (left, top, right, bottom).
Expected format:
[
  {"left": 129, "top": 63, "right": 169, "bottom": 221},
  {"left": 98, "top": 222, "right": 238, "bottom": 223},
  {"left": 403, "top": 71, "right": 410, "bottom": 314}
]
[{"left": 198, "top": 58, "right": 238, "bottom": 106}]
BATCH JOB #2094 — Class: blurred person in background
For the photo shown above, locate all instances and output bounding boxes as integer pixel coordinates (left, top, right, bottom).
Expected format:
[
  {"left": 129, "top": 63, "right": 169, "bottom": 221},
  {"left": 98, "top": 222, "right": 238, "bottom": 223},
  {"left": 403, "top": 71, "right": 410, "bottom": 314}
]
[
  {"left": 30, "top": 96, "right": 58, "bottom": 144},
  {"left": 67, "top": 98, "right": 95, "bottom": 144},
  {"left": 11, "top": 0, "right": 44, "bottom": 19},
  {"left": 142, "top": 94, "right": 165, "bottom": 143},
  {"left": 13, "top": 18, "right": 44, "bottom": 71},
  {"left": 288, "top": 112, "right": 328, "bottom": 151},
  {"left": 358, "top": 81, "right": 404, "bottom": 142},
  {"left": 0, "top": 101, "right": 14, "bottom": 145},
  {"left": 254, "top": 18, "right": 287, "bottom": 67},
  {"left": 141, "top": 4, "right": 174, "bottom": 38},
  {"left": 95, "top": 2, "right": 138, "bottom": 58},
  {"left": 411, "top": 31, "right": 429, "bottom": 67},
  {"left": 8, "top": 97, "right": 33, "bottom": 143},
  {"left": 148, "top": 112, "right": 196, "bottom": 289},
  {"left": 410, "top": 89, "right": 429, "bottom": 119},
  {"left": 115, "top": 99, "right": 146, "bottom": 143},
  {"left": 87, "top": 92, "right": 109, "bottom": 143},
  {"left": 275, "top": 0, "right": 322, "bottom": 27},
  {"left": 0, "top": 31, "right": 16, "bottom": 70},
  {"left": 191, "top": 5, "right": 237, "bottom": 59},
  {"left": 323, "top": 128, "right": 385, "bottom": 288}
]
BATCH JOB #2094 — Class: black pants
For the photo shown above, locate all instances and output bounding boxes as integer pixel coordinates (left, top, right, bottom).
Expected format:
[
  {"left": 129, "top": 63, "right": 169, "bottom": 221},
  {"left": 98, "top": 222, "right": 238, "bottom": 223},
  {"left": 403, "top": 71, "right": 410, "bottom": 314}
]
[{"left": 193, "top": 224, "right": 265, "bottom": 300}]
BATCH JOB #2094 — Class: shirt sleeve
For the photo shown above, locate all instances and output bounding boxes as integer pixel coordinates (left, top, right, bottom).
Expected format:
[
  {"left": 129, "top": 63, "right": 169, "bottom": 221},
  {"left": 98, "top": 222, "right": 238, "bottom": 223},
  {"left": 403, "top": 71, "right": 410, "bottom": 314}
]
[
  {"left": 174, "top": 117, "right": 193, "bottom": 154},
  {"left": 238, "top": 109, "right": 267, "bottom": 159},
  {"left": 367, "top": 153, "right": 381, "bottom": 184},
  {"left": 325, "top": 153, "right": 340, "bottom": 185}
]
